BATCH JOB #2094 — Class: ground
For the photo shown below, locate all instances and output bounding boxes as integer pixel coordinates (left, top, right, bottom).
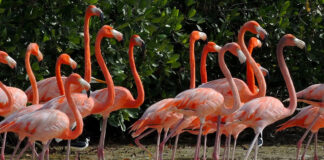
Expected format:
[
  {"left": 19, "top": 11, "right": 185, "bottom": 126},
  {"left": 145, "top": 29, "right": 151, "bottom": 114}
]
[{"left": 9, "top": 142, "right": 324, "bottom": 160}]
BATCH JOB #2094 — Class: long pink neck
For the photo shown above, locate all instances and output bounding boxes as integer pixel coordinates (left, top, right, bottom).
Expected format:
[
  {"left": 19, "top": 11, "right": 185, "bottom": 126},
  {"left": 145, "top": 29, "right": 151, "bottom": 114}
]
[
  {"left": 0, "top": 82, "right": 13, "bottom": 115},
  {"left": 84, "top": 14, "right": 91, "bottom": 83},
  {"left": 238, "top": 27, "right": 266, "bottom": 98},
  {"left": 25, "top": 51, "right": 39, "bottom": 104},
  {"left": 55, "top": 59, "right": 64, "bottom": 95},
  {"left": 219, "top": 44, "right": 241, "bottom": 115},
  {"left": 64, "top": 78, "right": 83, "bottom": 139},
  {"left": 125, "top": 42, "right": 144, "bottom": 107},
  {"left": 189, "top": 38, "right": 196, "bottom": 89},
  {"left": 200, "top": 47, "right": 208, "bottom": 84},
  {"left": 277, "top": 42, "right": 297, "bottom": 116},
  {"left": 246, "top": 42, "right": 256, "bottom": 93},
  {"left": 91, "top": 34, "right": 115, "bottom": 114}
]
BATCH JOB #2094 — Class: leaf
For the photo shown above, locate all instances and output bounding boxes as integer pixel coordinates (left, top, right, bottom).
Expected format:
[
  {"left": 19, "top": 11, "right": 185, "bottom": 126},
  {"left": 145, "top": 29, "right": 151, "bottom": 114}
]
[
  {"left": 32, "top": 62, "right": 40, "bottom": 71},
  {"left": 188, "top": 8, "right": 196, "bottom": 18},
  {"left": 85, "top": 0, "right": 98, "bottom": 4},
  {"left": 186, "top": 0, "right": 196, "bottom": 6}
]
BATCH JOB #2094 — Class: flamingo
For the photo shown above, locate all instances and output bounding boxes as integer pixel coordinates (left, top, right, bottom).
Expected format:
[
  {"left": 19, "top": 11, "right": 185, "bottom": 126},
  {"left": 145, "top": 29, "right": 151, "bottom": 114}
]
[
  {"left": 129, "top": 30, "right": 206, "bottom": 160},
  {"left": 38, "top": 25, "right": 122, "bottom": 160},
  {"left": 90, "top": 34, "right": 145, "bottom": 160},
  {"left": 25, "top": 5, "right": 105, "bottom": 103},
  {"left": 276, "top": 105, "right": 324, "bottom": 160},
  {"left": 227, "top": 34, "right": 305, "bottom": 160},
  {"left": 0, "top": 73, "right": 90, "bottom": 160},
  {"left": 157, "top": 42, "right": 246, "bottom": 160}
]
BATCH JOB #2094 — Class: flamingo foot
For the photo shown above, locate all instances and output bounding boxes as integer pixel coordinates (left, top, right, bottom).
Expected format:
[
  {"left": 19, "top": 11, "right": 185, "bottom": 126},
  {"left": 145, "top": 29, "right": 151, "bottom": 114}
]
[
  {"left": 1, "top": 154, "right": 4, "bottom": 160},
  {"left": 97, "top": 147, "right": 105, "bottom": 160}
]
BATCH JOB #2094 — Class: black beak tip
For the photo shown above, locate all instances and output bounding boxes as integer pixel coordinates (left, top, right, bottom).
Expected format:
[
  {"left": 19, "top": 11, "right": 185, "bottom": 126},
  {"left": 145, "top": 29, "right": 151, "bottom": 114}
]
[
  {"left": 86, "top": 90, "right": 91, "bottom": 98},
  {"left": 240, "top": 62, "right": 247, "bottom": 72},
  {"left": 203, "top": 38, "right": 208, "bottom": 45},
  {"left": 100, "top": 13, "right": 105, "bottom": 25}
]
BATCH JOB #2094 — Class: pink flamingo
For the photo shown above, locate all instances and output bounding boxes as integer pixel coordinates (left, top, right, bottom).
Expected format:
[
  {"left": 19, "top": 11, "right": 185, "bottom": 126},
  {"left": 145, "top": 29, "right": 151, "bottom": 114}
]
[
  {"left": 0, "top": 73, "right": 90, "bottom": 160},
  {"left": 90, "top": 34, "right": 145, "bottom": 160},
  {"left": 276, "top": 105, "right": 324, "bottom": 160},
  {"left": 157, "top": 42, "right": 246, "bottom": 160},
  {"left": 228, "top": 34, "right": 305, "bottom": 160},
  {"left": 25, "top": 5, "right": 104, "bottom": 103}
]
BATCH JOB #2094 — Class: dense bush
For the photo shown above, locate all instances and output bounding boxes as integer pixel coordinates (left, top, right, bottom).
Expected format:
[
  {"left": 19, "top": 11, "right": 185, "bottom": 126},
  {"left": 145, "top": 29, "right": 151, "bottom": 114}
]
[{"left": 0, "top": 0, "right": 323, "bottom": 142}]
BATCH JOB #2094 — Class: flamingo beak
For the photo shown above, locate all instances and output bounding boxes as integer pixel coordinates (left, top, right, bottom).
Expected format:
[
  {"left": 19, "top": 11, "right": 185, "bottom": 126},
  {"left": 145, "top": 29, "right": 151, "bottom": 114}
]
[
  {"left": 90, "top": 77, "right": 106, "bottom": 84},
  {"left": 86, "top": 90, "right": 91, "bottom": 98},
  {"left": 100, "top": 13, "right": 105, "bottom": 25}
]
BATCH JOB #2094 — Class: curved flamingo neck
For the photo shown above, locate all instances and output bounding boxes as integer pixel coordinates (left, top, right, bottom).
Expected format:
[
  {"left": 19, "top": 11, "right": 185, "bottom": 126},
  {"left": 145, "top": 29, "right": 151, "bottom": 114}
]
[
  {"left": 238, "top": 27, "right": 266, "bottom": 98},
  {"left": 125, "top": 42, "right": 144, "bottom": 107},
  {"left": 91, "top": 33, "right": 115, "bottom": 114},
  {"left": 189, "top": 38, "right": 196, "bottom": 89},
  {"left": 277, "top": 43, "right": 297, "bottom": 116},
  {"left": 84, "top": 14, "right": 91, "bottom": 83},
  {"left": 55, "top": 59, "right": 65, "bottom": 95},
  {"left": 219, "top": 44, "right": 241, "bottom": 115},
  {"left": 246, "top": 42, "right": 256, "bottom": 93},
  {"left": 64, "top": 78, "right": 83, "bottom": 139},
  {"left": 0, "top": 82, "right": 13, "bottom": 115},
  {"left": 25, "top": 50, "right": 39, "bottom": 104},
  {"left": 200, "top": 47, "right": 209, "bottom": 84}
]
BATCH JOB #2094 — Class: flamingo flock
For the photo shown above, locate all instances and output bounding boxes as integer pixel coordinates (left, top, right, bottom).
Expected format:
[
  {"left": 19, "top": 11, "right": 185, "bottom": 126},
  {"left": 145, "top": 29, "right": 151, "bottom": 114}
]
[{"left": 0, "top": 4, "right": 322, "bottom": 160}]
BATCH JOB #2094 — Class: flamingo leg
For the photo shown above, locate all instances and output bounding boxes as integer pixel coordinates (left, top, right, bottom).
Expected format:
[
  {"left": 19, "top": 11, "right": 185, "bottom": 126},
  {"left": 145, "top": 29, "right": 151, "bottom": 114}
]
[
  {"left": 74, "top": 152, "right": 79, "bottom": 160},
  {"left": 194, "top": 120, "right": 204, "bottom": 160},
  {"left": 32, "top": 142, "right": 39, "bottom": 160},
  {"left": 243, "top": 132, "right": 260, "bottom": 160},
  {"left": 11, "top": 139, "right": 22, "bottom": 160},
  {"left": 134, "top": 128, "right": 155, "bottom": 157},
  {"left": 222, "top": 136, "right": 228, "bottom": 160},
  {"left": 231, "top": 138, "right": 237, "bottom": 160},
  {"left": 203, "top": 135, "right": 207, "bottom": 160},
  {"left": 16, "top": 142, "right": 32, "bottom": 160},
  {"left": 38, "top": 141, "right": 50, "bottom": 160},
  {"left": 98, "top": 117, "right": 108, "bottom": 160},
  {"left": 159, "top": 118, "right": 185, "bottom": 160},
  {"left": 227, "top": 135, "right": 231, "bottom": 160},
  {"left": 296, "top": 113, "right": 320, "bottom": 160},
  {"left": 65, "top": 140, "right": 71, "bottom": 160},
  {"left": 1, "top": 132, "right": 7, "bottom": 160},
  {"left": 156, "top": 131, "right": 161, "bottom": 160},
  {"left": 314, "top": 132, "right": 318, "bottom": 160},
  {"left": 301, "top": 132, "right": 314, "bottom": 160},
  {"left": 254, "top": 136, "right": 259, "bottom": 160},
  {"left": 212, "top": 115, "right": 221, "bottom": 160},
  {"left": 171, "top": 134, "right": 179, "bottom": 160}
]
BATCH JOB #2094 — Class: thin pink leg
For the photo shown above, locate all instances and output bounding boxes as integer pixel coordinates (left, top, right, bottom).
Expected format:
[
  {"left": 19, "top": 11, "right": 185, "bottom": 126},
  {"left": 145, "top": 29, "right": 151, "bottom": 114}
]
[
  {"left": 171, "top": 134, "right": 179, "bottom": 160},
  {"left": 32, "top": 142, "right": 39, "bottom": 160},
  {"left": 222, "top": 136, "right": 228, "bottom": 160},
  {"left": 135, "top": 128, "right": 155, "bottom": 157},
  {"left": 159, "top": 118, "right": 185, "bottom": 160},
  {"left": 301, "top": 132, "right": 314, "bottom": 160},
  {"left": 156, "top": 131, "right": 161, "bottom": 160},
  {"left": 254, "top": 137, "right": 259, "bottom": 160},
  {"left": 16, "top": 142, "right": 32, "bottom": 160},
  {"left": 38, "top": 141, "right": 50, "bottom": 160},
  {"left": 212, "top": 115, "right": 221, "bottom": 160},
  {"left": 203, "top": 135, "right": 207, "bottom": 160},
  {"left": 1, "top": 132, "right": 7, "bottom": 160},
  {"left": 11, "top": 139, "right": 22, "bottom": 160},
  {"left": 231, "top": 138, "right": 237, "bottom": 160},
  {"left": 194, "top": 120, "right": 204, "bottom": 160},
  {"left": 98, "top": 117, "right": 108, "bottom": 160},
  {"left": 296, "top": 113, "right": 320, "bottom": 160},
  {"left": 314, "top": 132, "right": 318, "bottom": 160},
  {"left": 227, "top": 135, "right": 231, "bottom": 160},
  {"left": 65, "top": 140, "right": 71, "bottom": 160},
  {"left": 243, "top": 132, "right": 260, "bottom": 160}
]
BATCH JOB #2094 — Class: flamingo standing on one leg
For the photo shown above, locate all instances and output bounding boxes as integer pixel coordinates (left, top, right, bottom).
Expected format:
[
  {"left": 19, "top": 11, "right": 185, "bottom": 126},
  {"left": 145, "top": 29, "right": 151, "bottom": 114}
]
[
  {"left": 90, "top": 34, "right": 145, "bottom": 160},
  {"left": 0, "top": 73, "right": 90, "bottom": 160},
  {"left": 276, "top": 105, "right": 324, "bottom": 160},
  {"left": 227, "top": 34, "right": 305, "bottom": 160},
  {"left": 24, "top": 5, "right": 105, "bottom": 103}
]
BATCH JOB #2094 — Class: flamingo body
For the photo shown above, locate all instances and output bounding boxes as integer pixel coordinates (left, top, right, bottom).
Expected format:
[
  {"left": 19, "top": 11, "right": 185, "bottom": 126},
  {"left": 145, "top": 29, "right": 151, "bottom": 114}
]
[
  {"left": 0, "top": 87, "right": 27, "bottom": 117},
  {"left": 296, "top": 84, "right": 324, "bottom": 102}
]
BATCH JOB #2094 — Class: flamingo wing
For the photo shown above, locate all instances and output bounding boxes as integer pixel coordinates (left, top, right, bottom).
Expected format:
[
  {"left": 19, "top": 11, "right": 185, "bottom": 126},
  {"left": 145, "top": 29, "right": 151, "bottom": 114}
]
[
  {"left": 296, "top": 84, "right": 324, "bottom": 102},
  {"left": 0, "top": 87, "right": 27, "bottom": 117}
]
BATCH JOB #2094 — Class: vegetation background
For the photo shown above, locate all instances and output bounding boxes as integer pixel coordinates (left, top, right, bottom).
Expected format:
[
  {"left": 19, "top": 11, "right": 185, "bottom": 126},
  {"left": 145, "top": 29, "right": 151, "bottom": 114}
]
[{"left": 0, "top": 0, "right": 323, "bottom": 146}]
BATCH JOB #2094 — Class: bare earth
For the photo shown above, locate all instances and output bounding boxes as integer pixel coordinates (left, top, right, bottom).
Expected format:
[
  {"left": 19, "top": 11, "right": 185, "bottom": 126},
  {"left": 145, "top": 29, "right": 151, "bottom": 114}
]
[{"left": 11, "top": 142, "right": 324, "bottom": 160}]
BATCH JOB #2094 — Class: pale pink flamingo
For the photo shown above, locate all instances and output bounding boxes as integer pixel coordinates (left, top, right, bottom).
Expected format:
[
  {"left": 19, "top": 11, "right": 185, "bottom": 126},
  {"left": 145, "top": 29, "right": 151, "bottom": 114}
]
[
  {"left": 277, "top": 105, "right": 324, "bottom": 160},
  {"left": 39, "top": 25, "right": 122, "bottom": 160},
  {"left": 0, "top": 73, "right": 90, "bottom": 160},
  {"left": 25, "top": 5, "right": 104, "bottom": 103},
  {"left": 228, "top": 34, "right": 305, "bottom": 160},
  {"left": 90, "top": 34, "right": 144, "bottom": 160},
  {"left": 157, "top": 42, "right": 246, "bottom": 160}
]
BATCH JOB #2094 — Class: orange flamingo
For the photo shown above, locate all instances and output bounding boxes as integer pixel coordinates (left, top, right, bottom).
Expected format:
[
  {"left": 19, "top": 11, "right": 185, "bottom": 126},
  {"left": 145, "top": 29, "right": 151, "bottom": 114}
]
[
  {"left": 276, "top": 105, "right": 324, "bottom": 160},
  {"left": 157, "top": 42, "right": 245, "bottom": 160},
  {"left": 25, "top": 5, "right": 104, "bottom": 103},
  {"left": 0, "top": 73, "right": 90, "bottom": 160},
  {"left": 90, "top": 34, "right": 144, "bottom": 160},
  {"left": 228, "top": 34, "right": 305, "bottom": 160}
]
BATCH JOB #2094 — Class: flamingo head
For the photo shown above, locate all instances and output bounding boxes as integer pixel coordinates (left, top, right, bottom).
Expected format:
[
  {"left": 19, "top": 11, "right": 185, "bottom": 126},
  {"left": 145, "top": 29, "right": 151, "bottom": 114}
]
[
  {"left": 243, "top": 21, "right": 268, "bottom": 40},
  {"left": 59, "top": 53, "right": 77, "bottom": 69},
  {"left": 256, "top": 63, "right": 269, "bottom": 78},
  {"left": 67, "top": 73, "right": 91, "bottom": 92},
  {"left": 190, "top": 31, "right": 207, "bottom": 42},
  {"left": 27, "top": 43, "right": 43, "bottom": 62},
  {"left": 203, "top": 41, "right": 222, "bottom": 53},
  {"left": 0, "top": 51, "right": 16, "bottom": 69},
  {"left": 222, "top": 42, "right": 246, "bottom": 64},
  {"left": 131, "top": 35, "right": 146, "bottom": 53},
  {"left": 86, "top": 5, "right": 104, "bottom": 24},
  {"left": 279, "top": 34, "right": 305, "bottom": 49},
  {"left": 99, "top": 25, "right": 123, "bottom": 42},
  {"left": 249, "top": 37, "right": 262, "bottom": 49}
]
